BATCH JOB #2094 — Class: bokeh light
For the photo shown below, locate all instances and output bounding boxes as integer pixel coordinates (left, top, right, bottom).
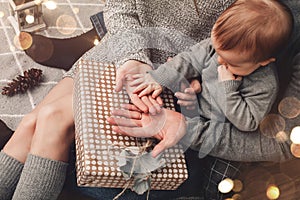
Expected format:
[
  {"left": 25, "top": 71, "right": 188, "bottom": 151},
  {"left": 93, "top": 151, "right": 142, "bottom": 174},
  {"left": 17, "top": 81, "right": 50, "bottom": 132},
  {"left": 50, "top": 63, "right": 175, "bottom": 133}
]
[
  {"left": 25, "top": 14, "right": 35, "bottom": 24},
  {"left": 0, "top": 11, "right": 4, "bottom": 18},
  {"left": 290, "top": 126, "right": 300, "bottom": 144},
  {"left": 56, "top": 14, "right": 77, "bottom": 35},
  {"left": 233, "top": 179, "right": 243, "bottom": 192},
  {"left": 266, "top": 185, "right": 280, "bottom": 199},
  {"left": 268, "top": 173, "right": 296, "bottom": 200},
  {"left": 232, "top": 194, "right": 242, "bottom": 200},
  {"left": 13, "top": 32, "right": 33, "bottom": 50},
  {"left": 278, "top": 96, "right": 300, "bottom": 119},
  {"left": 218, "top": 178, "right": 234, "bottom": 194},
  {"left": 44, "top": 1, "right": 57, "bottom": 10},
  {"left": 73, "top": 7, "right": 79, "bottom": 14},
  {"left": 259, "top": 114, "right": 285, "bottom": 138},
  {"left": 94, "top": 38, "right": 100, "bottom": 46},
  {"left": 290, "top": 143, "right": 300, "bottom": 158},
  {"left": 275, "top": 131, "right": 288, "bottom": 143}
]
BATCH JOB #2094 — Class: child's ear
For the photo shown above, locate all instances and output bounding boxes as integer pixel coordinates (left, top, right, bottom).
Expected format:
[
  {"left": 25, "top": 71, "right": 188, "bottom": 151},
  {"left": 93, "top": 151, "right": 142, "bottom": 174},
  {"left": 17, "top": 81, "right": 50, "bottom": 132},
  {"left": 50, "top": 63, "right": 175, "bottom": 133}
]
[{"left": 259, "top": 58, "right": 276, "bottom": 66}]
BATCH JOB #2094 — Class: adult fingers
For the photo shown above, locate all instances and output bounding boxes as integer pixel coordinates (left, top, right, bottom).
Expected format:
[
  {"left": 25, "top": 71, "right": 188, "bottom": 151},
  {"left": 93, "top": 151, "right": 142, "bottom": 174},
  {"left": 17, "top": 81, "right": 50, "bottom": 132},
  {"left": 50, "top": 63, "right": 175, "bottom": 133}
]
[
  {"left": 107, "top": 117, "right": 141, "bottom": 127},
  {"left": 111, "top": 109, "right": 142, "bottom": 120}
]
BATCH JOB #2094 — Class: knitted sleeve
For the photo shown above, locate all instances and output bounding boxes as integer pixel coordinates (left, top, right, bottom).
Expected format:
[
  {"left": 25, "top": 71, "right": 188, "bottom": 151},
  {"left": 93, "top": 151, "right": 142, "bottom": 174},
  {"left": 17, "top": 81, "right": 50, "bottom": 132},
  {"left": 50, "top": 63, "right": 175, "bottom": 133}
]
[
  {"left": 149, "top": 39, "right": 212, "bottom": 92},
  {"left": 218, "top": 65, "right": 278, "bottom": 131},
  {"left": 103, "top": 0, "right": 152, "bottom": 66}
]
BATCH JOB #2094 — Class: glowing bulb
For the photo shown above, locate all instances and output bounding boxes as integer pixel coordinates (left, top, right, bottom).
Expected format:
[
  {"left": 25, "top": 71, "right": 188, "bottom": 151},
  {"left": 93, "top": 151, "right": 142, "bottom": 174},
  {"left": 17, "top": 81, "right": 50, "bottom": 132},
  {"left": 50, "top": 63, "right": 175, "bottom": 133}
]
[
  {"left": 218, "top": 178, "right": 234, "bottom": 194},
  {"left": 94, "top": 39, "right": 100, "bottom": 46},
  {"left": 0, "top": 11, "right": 4, "bottom": 18},
  {"left": 290, "top": 143, "right": 300, "bottom": 158},
  {"left": 232, "top": 179, "right": 243, "bottom": 192},
  {"left": 25, "top": 15, "right": 35, "bottom": 24},
  {"left": 290, "top": 126, "right": 300, "bottom": 144},
  {"left": 44, "top": 1, "right": 57, "bottom": 10},
  {"left": 266, "top": 185, "right": 280, "bottom": 199}
]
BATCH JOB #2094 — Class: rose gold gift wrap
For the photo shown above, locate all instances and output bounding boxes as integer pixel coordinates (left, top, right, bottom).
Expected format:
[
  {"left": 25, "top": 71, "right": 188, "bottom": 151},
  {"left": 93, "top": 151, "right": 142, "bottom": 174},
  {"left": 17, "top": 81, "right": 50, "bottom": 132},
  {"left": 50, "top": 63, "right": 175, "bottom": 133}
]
[{"left": 73, "top": 60, "right": 188, "bottom": 190}]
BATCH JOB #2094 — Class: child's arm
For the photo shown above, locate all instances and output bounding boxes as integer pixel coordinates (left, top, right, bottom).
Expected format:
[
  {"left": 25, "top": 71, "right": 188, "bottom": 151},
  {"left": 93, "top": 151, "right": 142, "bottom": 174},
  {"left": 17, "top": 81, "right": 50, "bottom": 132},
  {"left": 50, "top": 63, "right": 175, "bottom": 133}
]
[{"left": 217, "top": 65, "right": 278, "bottom": 132}]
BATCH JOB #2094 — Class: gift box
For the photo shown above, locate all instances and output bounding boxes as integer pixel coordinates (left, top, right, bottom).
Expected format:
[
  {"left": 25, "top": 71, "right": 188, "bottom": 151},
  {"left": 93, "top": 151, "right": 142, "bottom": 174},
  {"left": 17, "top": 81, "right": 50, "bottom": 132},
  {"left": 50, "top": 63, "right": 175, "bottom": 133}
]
[{"left": 73, "top": 59, "right": 188, "bottom": 192}]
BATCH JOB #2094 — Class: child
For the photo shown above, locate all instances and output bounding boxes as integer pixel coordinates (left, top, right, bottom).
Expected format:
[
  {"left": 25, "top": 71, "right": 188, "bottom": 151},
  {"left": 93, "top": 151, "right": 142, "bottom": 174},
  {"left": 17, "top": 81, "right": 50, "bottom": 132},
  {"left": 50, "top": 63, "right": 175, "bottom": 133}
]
[{"left": 130, "top": 0, "right": 294, "bottom": 136}]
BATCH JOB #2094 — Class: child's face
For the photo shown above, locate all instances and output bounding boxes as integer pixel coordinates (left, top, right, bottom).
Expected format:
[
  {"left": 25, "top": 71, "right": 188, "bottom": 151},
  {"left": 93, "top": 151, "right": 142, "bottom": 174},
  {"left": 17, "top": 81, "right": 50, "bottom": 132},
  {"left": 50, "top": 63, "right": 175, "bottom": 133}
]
[
  {"left": 211, "top": 34, "right": 274, "bottom": 77},
  {"left": 215, "top": 48, "right": 261, "bottom": 76}
]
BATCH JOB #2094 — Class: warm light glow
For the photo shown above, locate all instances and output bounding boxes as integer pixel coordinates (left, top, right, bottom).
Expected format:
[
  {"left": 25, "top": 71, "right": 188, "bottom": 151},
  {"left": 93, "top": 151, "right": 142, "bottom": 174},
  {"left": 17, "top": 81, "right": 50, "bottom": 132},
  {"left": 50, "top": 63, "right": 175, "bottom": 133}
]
[
  {"left": 232, "top": 194, "right": 242, "bottom": 200},
  {"left": 290, "top": 143, "right": 300, "bottom": 158},
  {"left": 94, "top": 39, "right": 100, "bottom": 46},
  {"left": 44, "top": 1, "right": 57, "bottom": 10},
  {"left": 259, "top": 114, "right": 285, "bottom": 138},
  {"left": 290, "top": 126, "right": 300, "bottom": 144},
  {"left": 56, "top": 14, "right": 77, "bottom": 35},
  {"left": 278, "top": 96, "right": 300, "bottom": 119},
  {"left": 232, "top": 179, "right": 243, "bottom": 192},
  {"left": 266, "top": 185, "right": 280, "bottom": 199},
  {"left": 275, "top": 131, "right": 288, "bottom": 143},
  {"left": 25, "top": 15, "right": 35, "bottom": 24},
  {"left": 73, "top": 7, "right": 79, "bottom": 14},
  {"left": 0, "top": 11, "right": 4, "bottom": 18},
  {"left": 218, "top": 178, "right": 234, "bottom": 194},
  {"left": 13, "top": 32, "right": 33, "bottom": 50}
]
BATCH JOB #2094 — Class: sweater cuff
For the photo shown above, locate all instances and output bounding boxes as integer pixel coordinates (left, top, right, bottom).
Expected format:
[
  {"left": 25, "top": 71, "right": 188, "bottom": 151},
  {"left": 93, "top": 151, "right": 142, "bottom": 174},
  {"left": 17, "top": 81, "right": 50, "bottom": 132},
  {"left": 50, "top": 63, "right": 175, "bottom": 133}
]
[
  {"left": 221, "top": 80, "right": 242, "bottom": 93},
  {"left": 115, "top": 50, "right": 153, "bottom": 68},
  {"left": 149, "top": 65, "right": 182, "bottom": 92}
]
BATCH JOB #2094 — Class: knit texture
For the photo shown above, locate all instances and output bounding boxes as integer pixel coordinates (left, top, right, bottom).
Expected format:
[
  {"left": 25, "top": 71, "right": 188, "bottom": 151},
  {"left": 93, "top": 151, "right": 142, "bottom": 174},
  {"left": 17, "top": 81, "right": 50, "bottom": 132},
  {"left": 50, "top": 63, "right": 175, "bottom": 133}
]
[
  {"left": 12, "top": 154, "right": 68, "bottom": 200},
  {"left": 0, "top": 151, "right": 24, "bottom": 200},
  {"left": 64, "top": 0, "right": 235, "bottom": 78}
]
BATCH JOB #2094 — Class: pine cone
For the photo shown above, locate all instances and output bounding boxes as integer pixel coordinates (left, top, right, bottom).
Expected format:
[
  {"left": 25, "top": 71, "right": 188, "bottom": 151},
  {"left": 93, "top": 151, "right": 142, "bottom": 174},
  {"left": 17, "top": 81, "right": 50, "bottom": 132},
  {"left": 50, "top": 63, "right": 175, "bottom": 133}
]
[{"left": 2, "top": 68, "right": 43, "bottom": 96}]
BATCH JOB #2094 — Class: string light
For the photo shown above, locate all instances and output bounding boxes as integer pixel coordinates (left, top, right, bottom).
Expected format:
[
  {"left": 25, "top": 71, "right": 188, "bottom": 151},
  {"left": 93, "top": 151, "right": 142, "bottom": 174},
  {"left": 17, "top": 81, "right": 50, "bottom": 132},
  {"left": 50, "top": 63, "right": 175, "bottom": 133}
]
[
  {"left": 94, "top": 39, "right": 100, "bottom": 45},
  {"left": 218, "top": 178, "right": 234, "bottom": 193},
  {"left": 266, "top": 185, "right": 280, "bottom": 199},
  {"left": 290, "top": 126, "right": 300, "bottom": 144},
  {"left": 25, "top": 14, "right": 35, "bottom": 24}
]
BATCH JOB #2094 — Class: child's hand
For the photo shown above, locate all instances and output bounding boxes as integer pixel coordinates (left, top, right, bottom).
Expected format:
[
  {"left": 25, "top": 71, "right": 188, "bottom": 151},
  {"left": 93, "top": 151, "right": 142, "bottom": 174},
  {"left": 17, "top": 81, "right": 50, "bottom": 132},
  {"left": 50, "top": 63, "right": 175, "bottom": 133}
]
[
  {"left": 175, "top": 79, "right": 201, "bottom": 110},
  {"left": 218, "top": 65, "right": 242, "bottom": 81},
  {"left": 130, "top": 73, "right": 163, "bottom": 98}
]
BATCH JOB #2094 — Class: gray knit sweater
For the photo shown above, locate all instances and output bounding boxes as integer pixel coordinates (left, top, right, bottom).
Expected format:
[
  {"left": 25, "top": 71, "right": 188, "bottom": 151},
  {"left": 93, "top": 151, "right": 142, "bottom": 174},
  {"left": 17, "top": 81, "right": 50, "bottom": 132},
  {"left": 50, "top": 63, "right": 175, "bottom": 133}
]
[
  {"left": 68, "top": 0, "right": 299, "bottom": 161},
  {"left": 149, "top": 38, "right": 278, "bottom": 154}
]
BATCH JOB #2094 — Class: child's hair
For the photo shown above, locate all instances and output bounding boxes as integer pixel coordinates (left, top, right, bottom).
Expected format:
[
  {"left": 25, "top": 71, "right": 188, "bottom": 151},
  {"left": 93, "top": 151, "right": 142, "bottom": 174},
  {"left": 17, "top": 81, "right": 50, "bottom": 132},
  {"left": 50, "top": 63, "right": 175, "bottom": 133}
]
[{"left": 212, "top": 0, "right": 294, "bottom": 63}]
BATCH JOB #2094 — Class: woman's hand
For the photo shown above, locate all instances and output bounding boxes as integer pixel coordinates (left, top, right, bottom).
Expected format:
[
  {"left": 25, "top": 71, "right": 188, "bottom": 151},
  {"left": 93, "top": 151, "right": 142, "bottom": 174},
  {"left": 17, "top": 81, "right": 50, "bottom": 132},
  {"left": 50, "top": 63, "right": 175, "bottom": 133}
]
[
  {"left": 106, "top": 104, "right": 187, "bottom": 157},
  {"left": 115, "top": 60, "right": 163, "bottom": 114}
]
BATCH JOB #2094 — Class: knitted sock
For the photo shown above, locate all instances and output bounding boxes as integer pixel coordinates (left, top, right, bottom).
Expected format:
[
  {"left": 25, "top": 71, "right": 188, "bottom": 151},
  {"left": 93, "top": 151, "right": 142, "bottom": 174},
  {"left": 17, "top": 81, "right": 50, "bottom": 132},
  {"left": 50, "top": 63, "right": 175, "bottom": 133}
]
[
  {"left": 12, "top": 154, "right": 68, "bottom": 200},
  {"left": 25, "top": 29, "right": 99, "bottom": 71},
  {"left": 0, "top": 151, "right": 24, "bottom": 200}
]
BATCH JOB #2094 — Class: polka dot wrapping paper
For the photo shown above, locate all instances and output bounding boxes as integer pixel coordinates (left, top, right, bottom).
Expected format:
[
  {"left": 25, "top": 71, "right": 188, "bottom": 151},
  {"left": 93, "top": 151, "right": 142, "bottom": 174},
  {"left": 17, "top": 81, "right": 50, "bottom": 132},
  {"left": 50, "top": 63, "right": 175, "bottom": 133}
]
[{"left": 73, "top": 59, "right": 188, "bottom": 190}]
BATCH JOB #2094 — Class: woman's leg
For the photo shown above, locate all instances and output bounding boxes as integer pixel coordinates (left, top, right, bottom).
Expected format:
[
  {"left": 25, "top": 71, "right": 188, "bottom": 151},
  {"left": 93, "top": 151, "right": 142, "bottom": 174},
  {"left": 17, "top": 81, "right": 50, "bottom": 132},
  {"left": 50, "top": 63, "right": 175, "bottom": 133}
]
[
  {"left": 0, "top": 78, "right": 74, "bottom": 199},
  {"left": 3, "top": 77, "right": 74, "bottom": 163}
]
